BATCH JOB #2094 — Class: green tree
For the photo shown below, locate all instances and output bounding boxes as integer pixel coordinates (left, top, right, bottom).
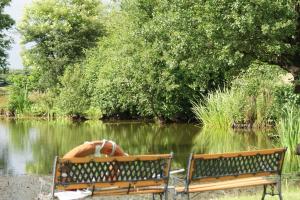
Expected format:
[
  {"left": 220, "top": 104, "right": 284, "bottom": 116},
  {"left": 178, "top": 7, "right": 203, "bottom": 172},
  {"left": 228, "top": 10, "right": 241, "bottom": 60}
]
[
  {"left": 15, "top": 0, "right": 300, "bottom": 120},
  {"left": 89, "top": 0, "right": 210, "bottom": 121},
  {"left": 175, "top": 0, "right": 299, "bottom": 85},
  {"left": 19, "top": 0, "right": 105, "bottom": 90},
  {"left": 58, "top": 64, "right": 90, "bottom": 116},
  {"left": 8, "top": 71, "right": 33, "bottom": 114},
  {"left": 0, "top": 0, "right": 14, "bottom": 72}
]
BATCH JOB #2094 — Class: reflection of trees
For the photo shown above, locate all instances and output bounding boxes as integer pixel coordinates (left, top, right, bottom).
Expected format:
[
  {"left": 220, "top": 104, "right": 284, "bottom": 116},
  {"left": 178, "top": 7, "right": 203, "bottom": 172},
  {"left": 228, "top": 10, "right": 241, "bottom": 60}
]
[
  {"left": 7, "top": 120, "right": 31, "bottom": 152},
  {"left": 6, "top": 120, "right": 199, "bottom": 174},
  {"left": 192, "top": 128, "right": 300, "bottom": 173},
  {"left": 192, "top": 128, "right": 273, "bottom": 154},
  {"left": 5, "top": 119, "right": 300, "bottom": 174},
  {"left": 0, "top": 145, "right": 8, "bottom": 175}
]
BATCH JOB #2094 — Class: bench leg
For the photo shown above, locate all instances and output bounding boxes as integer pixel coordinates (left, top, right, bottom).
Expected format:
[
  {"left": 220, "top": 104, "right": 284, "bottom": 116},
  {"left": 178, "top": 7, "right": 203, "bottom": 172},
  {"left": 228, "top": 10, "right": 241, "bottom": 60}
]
[
  {"left": 164, "top": 191, "right": 168, "bottom": 200},
  {"left": 262, "top": 183, "right": 283, "bottom": 200},
  {"left": 277, "top": 182, "right": 283, "bottom": 200},
  {"left": 152, "top": 193, "right": 164, "bottom": 200},
  {"left": 261, "top": 185, "right": 266, "bottom": 200},
  {"left": 279, "top": 193, "right": 283, "bottom": 200}
]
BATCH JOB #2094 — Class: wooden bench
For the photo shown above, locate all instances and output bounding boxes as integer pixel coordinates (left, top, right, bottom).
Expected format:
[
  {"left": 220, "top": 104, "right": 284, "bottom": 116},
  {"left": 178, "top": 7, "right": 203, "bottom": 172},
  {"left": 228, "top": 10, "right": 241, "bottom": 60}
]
[
  {"left": 175, "top": 148, "right": 286, "bottom": 200},
  {"left": 52, "top": 153, "right": 173, "bottom": 199}
]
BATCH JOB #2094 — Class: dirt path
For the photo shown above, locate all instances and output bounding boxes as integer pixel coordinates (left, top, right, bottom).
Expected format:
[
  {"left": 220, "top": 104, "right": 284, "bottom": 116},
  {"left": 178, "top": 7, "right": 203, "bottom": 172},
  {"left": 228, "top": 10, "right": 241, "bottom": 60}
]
[
  {"left": 0, "top": 175, "right": 263, "bottom": 200},
  {"left": 0, "top": 175, "right": 50, "bottom": 200}
]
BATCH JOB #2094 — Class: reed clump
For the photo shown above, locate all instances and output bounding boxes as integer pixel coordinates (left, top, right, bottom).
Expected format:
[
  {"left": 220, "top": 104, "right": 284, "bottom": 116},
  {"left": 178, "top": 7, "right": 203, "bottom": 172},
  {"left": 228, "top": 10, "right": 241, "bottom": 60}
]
[
  {"left": 277, "top": 106, "right": 300, "bottom": 173},
  {"left": 193, "top": 62, "right": 296, "bottom": 130}
]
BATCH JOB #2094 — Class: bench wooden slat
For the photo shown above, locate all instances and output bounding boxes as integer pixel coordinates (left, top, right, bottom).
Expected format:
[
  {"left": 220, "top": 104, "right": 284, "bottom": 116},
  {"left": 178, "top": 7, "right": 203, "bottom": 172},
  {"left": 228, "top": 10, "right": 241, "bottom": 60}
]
[
  {"left": 60, "top": 154, "right": 172, "bottom": 163},
  {"left": 56, "top": 180, "right": 165, "bottom": 190},
  {"left": 176, "top": 177, "right": 277, "bottom": 193},
  {"left": 196, "top": 172, "right": 274, "bottom": 182},
  {"left": 192, "top": 148, "right": 286, "bottom": 159},
  {"left": 93, "top": 188, "right": 165, "bottom": 196},
  {"left": 189, "top": 177, "right": 275, "bottom": 189}
]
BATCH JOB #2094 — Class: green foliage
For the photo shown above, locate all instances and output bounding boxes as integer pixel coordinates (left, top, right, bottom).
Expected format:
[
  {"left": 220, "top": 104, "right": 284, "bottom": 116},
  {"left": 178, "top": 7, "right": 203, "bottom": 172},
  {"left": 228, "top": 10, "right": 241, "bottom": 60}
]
[
  {"left": 193, "top": 62, "right": 289, "bottom": 129},
  {"left": 192, "top": 89, "right": 244, "bottom": 130},
  {"left": 83, "top": 0, "right": 298, "bottom": 121},
  {"left": 7, "top": 73, "right": 32, "bottom": 114},
  {"left": 231, "top": 62, "right": 287, "bottom": 126},
  {"left": 277, "top": 106, "right": 300, "bottom": 173},
  {"left": 0, "top": 0, "right": 14, "bottom": 72},
  {"left": 29, "top": 90, "right": 58, "bottom": 118},
  {"left": 13, "top": 0, "right": 300, "bottom": 120},
  {"left": 273, "top": 84, "right": 300, "bottom": 112},
  {"left": 19, "top": 0, "right": 105, "bottom": 90},
  {"left": 83, "top": 0, "right": 227, "bottom": 120},
  {"left": 58, "top": 64, "right": 90, "bottom": 116}
]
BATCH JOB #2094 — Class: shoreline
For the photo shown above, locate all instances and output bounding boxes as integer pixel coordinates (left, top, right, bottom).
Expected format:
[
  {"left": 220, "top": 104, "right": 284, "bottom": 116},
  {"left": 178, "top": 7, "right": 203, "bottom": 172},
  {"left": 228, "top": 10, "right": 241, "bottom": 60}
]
[{"left": 1, "top": 175, "right": 299, "bottom": 200}]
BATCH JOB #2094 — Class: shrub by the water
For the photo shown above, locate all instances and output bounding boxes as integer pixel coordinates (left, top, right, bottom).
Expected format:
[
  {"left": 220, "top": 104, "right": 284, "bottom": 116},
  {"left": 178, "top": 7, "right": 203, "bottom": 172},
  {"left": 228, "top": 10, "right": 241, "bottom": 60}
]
[
  {"left": 192, "top": 89, "right": 244, "bottom": 130},
  {"left": 7, "top": 73, "right": 32, "bottom": 115},
  {"left": 193, "top": 62, "right": 290, "bottom": 129}
]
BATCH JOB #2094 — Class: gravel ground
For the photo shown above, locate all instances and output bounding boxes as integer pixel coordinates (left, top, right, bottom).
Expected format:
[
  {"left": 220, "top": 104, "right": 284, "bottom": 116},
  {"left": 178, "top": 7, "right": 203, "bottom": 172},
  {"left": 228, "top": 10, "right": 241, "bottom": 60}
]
[
  {"left": 0, "top": 175, "right": 265, "bottom": 200},
  {"left": 0, "top": 175, "right": 50, "bottom": 200}
]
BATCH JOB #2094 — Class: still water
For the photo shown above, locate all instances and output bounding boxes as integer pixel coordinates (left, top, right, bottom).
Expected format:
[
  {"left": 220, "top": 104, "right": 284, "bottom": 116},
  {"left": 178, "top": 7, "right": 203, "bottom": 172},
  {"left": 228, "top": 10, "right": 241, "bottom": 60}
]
[{"left": 0, "top": 119, "right": 298, "bottom": 175}]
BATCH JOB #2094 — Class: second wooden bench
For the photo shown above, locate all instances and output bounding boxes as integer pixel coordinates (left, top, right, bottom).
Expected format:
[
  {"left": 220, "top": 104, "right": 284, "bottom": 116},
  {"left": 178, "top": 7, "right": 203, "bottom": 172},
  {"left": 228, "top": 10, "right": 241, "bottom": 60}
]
[{"left": 175, "top": 148, "right": 286, "bottom": 200}]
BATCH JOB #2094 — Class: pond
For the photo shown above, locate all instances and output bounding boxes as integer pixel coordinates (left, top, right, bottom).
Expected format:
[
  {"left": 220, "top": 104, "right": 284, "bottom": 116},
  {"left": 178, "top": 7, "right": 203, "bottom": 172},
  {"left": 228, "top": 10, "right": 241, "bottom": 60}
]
[{"left": 0, "top": 119, "right": 299, "bottom": 175}]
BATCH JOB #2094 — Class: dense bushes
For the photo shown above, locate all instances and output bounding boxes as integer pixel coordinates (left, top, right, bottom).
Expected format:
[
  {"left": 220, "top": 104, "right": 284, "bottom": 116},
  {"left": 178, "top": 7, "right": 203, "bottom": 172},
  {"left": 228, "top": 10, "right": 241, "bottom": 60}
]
[
  {"left": 193, "top": 62, "right": 299, "bottom": 129},
  {"left": 6, "top": 0, "right": 300, "bottom": 121},
  {"left": 58, "top": 65, "right": 90, "bottom": 116},
  {"left": 67, "top": 0, "right": 298, "bottom": 121},
  {"left": 7, "top": 73, "right": 32, "bottom": 115}
]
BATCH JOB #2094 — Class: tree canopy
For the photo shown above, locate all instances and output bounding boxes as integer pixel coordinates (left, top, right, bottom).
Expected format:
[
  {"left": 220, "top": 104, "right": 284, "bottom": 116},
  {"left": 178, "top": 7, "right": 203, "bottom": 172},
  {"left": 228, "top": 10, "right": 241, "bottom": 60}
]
[
  {"left": 76, "top": 0, "right": 299, "bottom": 120},
  {"left": 0, "top": 0, "right": 14, "bottom": 72},
  {"left": 18, "top": 0, "right": 106, "bottom": 90},
  {"left": 10, "top": 0, "right": 300, "bottom": 121}
]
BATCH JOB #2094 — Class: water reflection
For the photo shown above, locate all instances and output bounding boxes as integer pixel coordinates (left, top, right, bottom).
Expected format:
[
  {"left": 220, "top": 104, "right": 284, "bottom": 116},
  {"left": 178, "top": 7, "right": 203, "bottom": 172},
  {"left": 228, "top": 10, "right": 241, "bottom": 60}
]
[
  {"left": 192, "top": 128, "right": 274, "bottom": 153},
  {"left": 0, "top": 120, "right": 199, "bottom": 175},
  {"left": 0, "top": 120, "right": 298, "bottom": 175},
  {"left": 193, "top": 128, "right": 300, "bottom": 174}
]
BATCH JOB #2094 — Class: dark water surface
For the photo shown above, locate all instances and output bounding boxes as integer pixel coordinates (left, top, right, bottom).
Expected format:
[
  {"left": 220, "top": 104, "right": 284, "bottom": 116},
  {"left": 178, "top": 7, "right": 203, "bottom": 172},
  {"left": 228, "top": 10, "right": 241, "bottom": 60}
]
[{"left": 0, "top": 119, "right": 297, "bottom": 175}]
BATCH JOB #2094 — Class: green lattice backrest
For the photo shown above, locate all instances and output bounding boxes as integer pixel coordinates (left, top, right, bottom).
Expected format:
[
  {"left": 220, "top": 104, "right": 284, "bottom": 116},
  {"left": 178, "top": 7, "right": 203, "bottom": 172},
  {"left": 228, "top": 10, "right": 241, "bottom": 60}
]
[
  {"left": 188, "top": 148, "right": 286, "bottom": 182},
  {"left": 53, "top": 154, "right": 172, "bottom": 190}
]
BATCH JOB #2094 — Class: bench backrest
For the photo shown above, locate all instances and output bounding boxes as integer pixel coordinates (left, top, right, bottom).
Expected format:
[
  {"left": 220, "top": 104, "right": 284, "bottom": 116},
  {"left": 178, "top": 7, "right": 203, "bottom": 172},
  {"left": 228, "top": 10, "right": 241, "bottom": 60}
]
[
  {"left": 52, "top": 154, "right": 173, "bottom": 192},
  {"left": 187, "top": 148, "right": 286, "bottom": 183}
]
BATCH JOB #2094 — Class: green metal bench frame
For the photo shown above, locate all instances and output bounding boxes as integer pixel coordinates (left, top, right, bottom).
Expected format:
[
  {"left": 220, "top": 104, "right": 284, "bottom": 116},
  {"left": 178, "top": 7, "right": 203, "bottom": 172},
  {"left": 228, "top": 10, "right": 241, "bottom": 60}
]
[
  {"left": 176, "top": 148, "right": 287, "bottom": 200},
  {"left": 52, "top": 153, "right": 173, "bottom": 200}
]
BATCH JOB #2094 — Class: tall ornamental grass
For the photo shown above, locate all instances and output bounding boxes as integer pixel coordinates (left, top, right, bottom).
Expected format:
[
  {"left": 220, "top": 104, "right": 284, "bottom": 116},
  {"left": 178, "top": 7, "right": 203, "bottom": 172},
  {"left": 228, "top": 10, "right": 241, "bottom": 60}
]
[
  {"left": 193, "top": 63, "right": 288, "bottom": 130},
  {"left": 192, "top": 89, "right": 243, "bottom": 130},
  {"left": 277, "top": 106, "right": 300, "bottom": 173}
]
